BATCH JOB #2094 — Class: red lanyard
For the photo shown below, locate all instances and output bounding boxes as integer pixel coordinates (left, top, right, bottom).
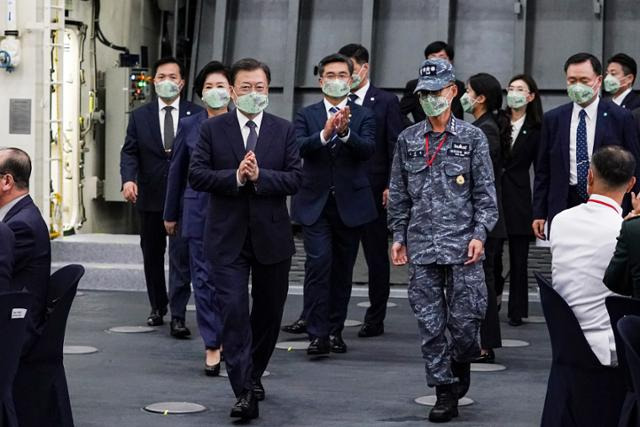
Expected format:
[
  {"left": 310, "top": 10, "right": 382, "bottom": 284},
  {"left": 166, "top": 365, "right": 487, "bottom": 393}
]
[
  {"left": 425, "top": 133, "right": 448, "bottom": 167},
  {"left": 587, "top": 198, "right": 620, "bottom": 215}
]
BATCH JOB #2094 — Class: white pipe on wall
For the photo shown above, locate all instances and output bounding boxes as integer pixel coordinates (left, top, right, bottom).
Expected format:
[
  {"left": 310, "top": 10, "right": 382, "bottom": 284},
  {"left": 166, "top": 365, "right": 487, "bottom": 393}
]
[{"left": 6, "top": 0, "right": 17, "bottom": 33}]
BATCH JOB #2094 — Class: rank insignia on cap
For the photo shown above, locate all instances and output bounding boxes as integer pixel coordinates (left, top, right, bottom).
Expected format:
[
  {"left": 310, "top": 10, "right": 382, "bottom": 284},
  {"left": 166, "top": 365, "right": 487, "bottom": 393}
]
[{"left": 420, "top": 64, "right": 438, "bottom": 77}]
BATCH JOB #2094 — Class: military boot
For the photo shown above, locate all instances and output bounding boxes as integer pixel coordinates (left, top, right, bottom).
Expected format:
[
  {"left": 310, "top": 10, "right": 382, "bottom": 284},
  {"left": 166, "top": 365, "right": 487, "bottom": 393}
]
[
  {"left": 428, "top": 384, "right": 459, "bottom": 423},
  {"left": 451, "top": 360, "right": 470, "bottom": 398}
]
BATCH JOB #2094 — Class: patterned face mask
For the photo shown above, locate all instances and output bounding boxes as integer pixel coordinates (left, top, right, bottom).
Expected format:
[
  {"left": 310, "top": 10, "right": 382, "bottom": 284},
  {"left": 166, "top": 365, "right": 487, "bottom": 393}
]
[
  {"left": 567, "top": 82, "right": 597, "bottom": 104},
  {"left": 322, "top": 79, "right": 351, "bottom": 98},
  {"left": 507, "top": 91, "right": 528, "bottom": 109},
  {"left": 603, "top": 74, "right": 621, "bottom": 94},
  {"left": 202, "top": 88, "right": 230, "bottom": 109},
  {"left": 155, "top": 80, "right": 180, "bottom": 99},
  {"left": 235, "top": 92, "right": 269, "bottom": 115}
]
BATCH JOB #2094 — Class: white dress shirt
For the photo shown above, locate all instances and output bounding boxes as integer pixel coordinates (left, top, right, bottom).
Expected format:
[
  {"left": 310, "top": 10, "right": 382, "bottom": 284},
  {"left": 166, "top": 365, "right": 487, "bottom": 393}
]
[
  {"left": 612, "top": 88, "right": 632, "bottom": 106},
  {"left": 236, "top": 108, "right": 263, "bottom": 148},
  {"left": 569, "top": 97, "right": 599, "bottom": 185},
  {"left": 510, "top": 113, "right": 526, "bottom": 147},
  {"left": 0, "top": 194, "right": 28, "bottom": 221},
  {"left": 158, "top": 97, "right": 180, "bottom": 143},
  {"left": 550, "top": 193, "right": 623, "bottom": 365},
  {"left": 320, "top": 97, "right": 350, "bottom": 144},
  {"left": 351, "top": 81, "right": 370, "bottom": 106}
]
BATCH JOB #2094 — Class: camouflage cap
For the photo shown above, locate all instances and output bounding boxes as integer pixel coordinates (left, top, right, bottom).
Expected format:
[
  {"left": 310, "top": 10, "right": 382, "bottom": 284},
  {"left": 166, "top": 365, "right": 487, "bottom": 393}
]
[{"left": 414, "top": 58, "right": 456, "bottom": 93}]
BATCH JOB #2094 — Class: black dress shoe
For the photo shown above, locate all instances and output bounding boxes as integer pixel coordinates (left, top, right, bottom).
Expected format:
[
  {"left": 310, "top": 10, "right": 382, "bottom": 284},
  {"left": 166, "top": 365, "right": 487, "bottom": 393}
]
[
  {"left": 329, "top": 333, "right": 347, "bottom": 353},
  {"left": 358, "top": 322, "right": 384, "bottom": 338},
  {"left": 429, "top": 384, "right": 459, "bottom": 422},
  {"left": 170, "top": 318, "right": 191, "bottom": 338},
  {"left": 307, "top": 337, "right": 330, "bottom": 356},
  {"left": 471, "top": 349, "right": 495, "bottom": 364},
  {"left": 230, "top": 390, "right": 259, "bottom": 420},
  {"left": 252, "top": 379, "right": 265, "bottom": 401},
  {"left": 204, "top": 362, "right": 220, "bottom": 377},
  {"left": 281, "top": 319, "right": 307, "bottom": 334},
  {"left": 147, "top": 309, "right": 164, "bottom": 326},
  {"left": 508, "top": 317, "right": 524, "bottom": 327},
  {"left": 451, "top": 359, "right": 471, "bottom": 398}
]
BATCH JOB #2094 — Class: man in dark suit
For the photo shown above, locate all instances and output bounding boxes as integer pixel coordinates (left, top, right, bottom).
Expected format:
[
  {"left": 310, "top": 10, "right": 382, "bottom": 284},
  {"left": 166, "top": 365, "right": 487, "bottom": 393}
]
[
  {"left": 0, "top": 148, "right": 51, "bottom": 352},
  {"left": 290, "top": 53, "right": 376, "bottom": 356},
  {"left": 604, "top": 211, "right": 640, "bottom": 298},
  {"left": 338, "top": 43, "right": 404, "bottom": 337},
  {"left": 400, "top": 41, "right": 465, "bottom": 126},
  {"left": 190, "top": 58, "right": 301, "bottom": 420},
  {"left": 0, "top": 222, "right": 14, "bottom": 290},
  {"left": 533, "top": 52, "right": 640, "bottom": 239},
  {"left": 604, "top": 53, "right": 640, "bottom": 111},
  {"left": 120, "top": 57, "right": 204, "bottom": 335}
]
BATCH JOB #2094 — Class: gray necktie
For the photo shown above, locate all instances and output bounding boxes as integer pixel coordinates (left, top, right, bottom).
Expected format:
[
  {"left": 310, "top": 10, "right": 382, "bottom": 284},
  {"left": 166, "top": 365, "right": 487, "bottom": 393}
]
[
  {"left": 163, "top": 106, "right": 175, "bottom": 150},
  {"left": 246, "top": 120, "right": 258, "bottom": 152}
]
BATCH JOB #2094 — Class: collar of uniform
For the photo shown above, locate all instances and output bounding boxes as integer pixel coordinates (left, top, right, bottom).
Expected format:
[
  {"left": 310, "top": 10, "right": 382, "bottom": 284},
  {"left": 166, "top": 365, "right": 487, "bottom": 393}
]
[
  {"left": 587, "top": 193, "right": 623, "bottom": 216},
  {"left": 323, "top": 97, "right": 349, "bottom": 114},
  {"left": 158, "top": 96, "right": 181, "bottom": 111},
  {"left": 236, "top": 108, "right": 264, "bottom": 131},
  {"left": 422, "top": 114, "right": 458, "bottom": 136},
  {"left": 572, "top": 96, "right": 599, "bottom": 120}
]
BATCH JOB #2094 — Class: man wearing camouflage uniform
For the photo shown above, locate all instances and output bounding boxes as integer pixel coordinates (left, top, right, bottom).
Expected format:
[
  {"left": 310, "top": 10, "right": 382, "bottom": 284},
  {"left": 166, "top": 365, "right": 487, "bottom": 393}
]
[{"left": 388, "top": 58, "right": 498, "bottom": 422}]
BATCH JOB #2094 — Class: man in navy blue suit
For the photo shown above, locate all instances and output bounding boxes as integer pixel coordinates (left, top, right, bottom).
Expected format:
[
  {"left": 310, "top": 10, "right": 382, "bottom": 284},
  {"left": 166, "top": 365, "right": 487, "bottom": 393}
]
[
  {"left": 604, "top": 53, "right": 640, "bottom": 111},
  {"left": 290, "top": 53, "right": 377, "bottom": 356},
  {"left": 190, "top": 58, "right": 301, "bottom": 420},
  {"left": 533, "top": 52, "right": 640, "bottom": 239},
  {"left": 120, "top": 57, "right": 204, "bottom": 334},
  {"left": 0, "top": 222, "right": 14, "bottom": 290},
  {"left": 339, "top": 43, "right": 404, "bottom": 337},
  {"left": 0, "top": 148, "right": 51, "bottom": 352}
]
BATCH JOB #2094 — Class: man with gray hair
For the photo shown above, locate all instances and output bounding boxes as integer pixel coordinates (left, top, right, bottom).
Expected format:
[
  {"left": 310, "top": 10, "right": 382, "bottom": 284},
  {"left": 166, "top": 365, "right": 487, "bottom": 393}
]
[
  {"left": 0, "top": 147, "right": 51, "bottom": 352},
  {"left": 550, "top": 145, "right": 637, "bottom": 366}
]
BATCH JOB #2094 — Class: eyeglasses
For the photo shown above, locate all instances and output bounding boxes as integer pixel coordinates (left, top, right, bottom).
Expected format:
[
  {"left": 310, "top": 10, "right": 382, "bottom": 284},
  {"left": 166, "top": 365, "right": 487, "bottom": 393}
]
[
  {"left": 235, "top": 84, "right": 267, "bottom": 93},
  {"left": 507, "top": 86, "right": 530, "bottom": 93},
  {"left": 419, "top": 84, "right": 454, "bottom": 97}
]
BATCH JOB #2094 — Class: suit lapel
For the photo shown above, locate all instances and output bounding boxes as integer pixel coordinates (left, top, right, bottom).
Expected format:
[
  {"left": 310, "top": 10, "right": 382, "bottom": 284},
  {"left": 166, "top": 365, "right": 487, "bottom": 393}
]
[
  {"left": 147, "top": 101, "right": 165, "bottom": 155},
  {"left": 2, "top": 195, "right": 32, "bottom": 223},
  {"left": 223, "top": 111, "right": 247, "bottom": 163},
  {"left": 594, "top": 101, "right": 606, "bottom": 150},
  {"left": 362, "top": 85, "right": 376, "bottom": 109},
  {"left": 254, "top": 114, "right": 274, "bottom": 161},
  {"left": 560, "top": 104, "right": 572, "bottom": 174},
  {"left": 310, "top": 101, "right": 327, "bottom": 133},
  {"left": 177, "top": 99, "right": 195, "bottom": 132}
]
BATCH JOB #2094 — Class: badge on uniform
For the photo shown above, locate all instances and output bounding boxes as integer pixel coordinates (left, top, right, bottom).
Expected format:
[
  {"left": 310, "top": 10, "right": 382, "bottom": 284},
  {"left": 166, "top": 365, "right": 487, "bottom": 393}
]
[
  {"left": 447, "top": 142, "right": 471, "bottom": 158},
  {"left": 456, "top": 175, "right": 465, "bottom": 185},
  {"left": 407, "top": 149, "right": 426, "bottom": 159}
]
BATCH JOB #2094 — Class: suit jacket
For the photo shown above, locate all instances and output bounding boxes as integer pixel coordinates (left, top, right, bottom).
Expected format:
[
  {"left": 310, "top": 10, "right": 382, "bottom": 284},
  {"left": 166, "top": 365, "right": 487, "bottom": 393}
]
[
  {"left": 360, "top": 85, "right": 404, "bottom": 184},
  {"left": 120, "top": 98, "right": 204, "bottom": 212},
  {"left": 533, "top": 100, "right": 640, "bottom": 224},
  {"left": 290, "top": 100, "right": 377, "bottom": 228},
  {"left": 502, "top": 115, "right": 541, "bottom": 236},
  {"left": 400, "top": 78, "right": 464, "bottom": 126},
  {"left": 189, "top": 111, "right": 302, "bottom": 266},
  {"left": 164, "top": 110, "right": 209, "bottom": 239},
  {"left": 2, "top": 195, "right": 51, "bottom": 350},
  {"left": 473, "top": 113, "right": 507, "bottom": 239},
  {"left": 603, "top": 216, "right": 640, "bottom": 298},
  {"left": 0, "top": 221, "right": 14, "bottom": 290},
  {"left": 619, "top": 90, "right": 640, "bottom": 111}
]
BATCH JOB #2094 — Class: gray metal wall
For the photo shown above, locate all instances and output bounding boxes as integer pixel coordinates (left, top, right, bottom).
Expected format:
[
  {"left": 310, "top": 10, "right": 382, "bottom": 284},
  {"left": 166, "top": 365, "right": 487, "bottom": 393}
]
[{"left": 190, "top": 0, "right": 640, "bottom": 119}]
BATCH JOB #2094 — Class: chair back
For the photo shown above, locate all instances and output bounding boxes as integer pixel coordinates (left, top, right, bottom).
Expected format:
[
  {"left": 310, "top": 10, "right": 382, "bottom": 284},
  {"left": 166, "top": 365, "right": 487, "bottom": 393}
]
[
  {"left": 535, "top": 271, "right": 602, "bottom": 368},
  {"left": 26, "top": 264, "right": 84, "bottom": 363}
]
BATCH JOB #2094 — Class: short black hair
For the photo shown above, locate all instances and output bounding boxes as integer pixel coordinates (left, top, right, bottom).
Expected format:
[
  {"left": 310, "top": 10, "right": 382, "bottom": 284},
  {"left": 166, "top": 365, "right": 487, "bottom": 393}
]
[
  {"left": 230, "top": 58, "right": 271, "bottom": 85},
  {"left": 424, "top": 41, "right": 454, "bottom": 61},
  {"left": 0, "top": 147, "right": 31, "bottom": 189},
  {"left": 193, "top": 61, "right": 230, "bottom": 98},
  {"left": 152, "top": 57, "right": 185, "bottom": 79},
  {"left": 564, "top": 52, "right": 602, "bottom": 76},
  {"left": 338, "top": 44, "right": 369, "bottom": 65},
  {"left": 317, "top": 53, "right": 354, "bottom": 77},
  {"left": 591, "top": 146, "right": 636, "bottom": 189},
  {"left": 607, "top": 53, "right": 637, "bottom": 84}
]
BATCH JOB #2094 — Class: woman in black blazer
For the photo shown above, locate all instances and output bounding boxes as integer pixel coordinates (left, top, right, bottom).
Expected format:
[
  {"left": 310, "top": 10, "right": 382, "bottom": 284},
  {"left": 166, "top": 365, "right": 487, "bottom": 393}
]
[
  {"left": 463, "top": 73, "right": 510, "bottom": 362},
  {"left": 500, "top": 74, "right": 543, "bottom": 326}
]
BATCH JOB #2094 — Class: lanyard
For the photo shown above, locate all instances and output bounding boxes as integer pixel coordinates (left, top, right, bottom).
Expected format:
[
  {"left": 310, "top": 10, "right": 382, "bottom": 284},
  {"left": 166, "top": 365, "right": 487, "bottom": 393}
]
[
  {"left": 587, "top": 198, "right": 620, "bottom": 215},
  {"left": 425, "top": 133, "right": 448, "bottom": 167}
]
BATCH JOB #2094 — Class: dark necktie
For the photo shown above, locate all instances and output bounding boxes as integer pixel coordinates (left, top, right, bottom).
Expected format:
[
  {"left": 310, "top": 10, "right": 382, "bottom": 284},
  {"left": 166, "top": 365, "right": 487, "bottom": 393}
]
[
  {"left": 163, "top": 106, "right": 175, "bottom": 150},
  {"left": 576, "top": 109, "right": 589, "bottom": 201},
  {"left": 327, "top": 106, "right": 341, "bottom": 150},
  {"left": 246, "top": 120, "right": 258, "bottom": 152},
  {"left": 348, "top": 93, "right": 358, "bottom": 103}
]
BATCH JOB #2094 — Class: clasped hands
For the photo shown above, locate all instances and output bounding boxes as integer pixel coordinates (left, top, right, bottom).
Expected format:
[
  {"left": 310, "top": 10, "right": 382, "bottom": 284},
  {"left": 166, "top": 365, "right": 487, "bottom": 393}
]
[
  {"left": 237, "top": 151, "right": 259, "bottom": 185},
  {"left": 322, "top": 106, "right": 351, "bottom": 142}
]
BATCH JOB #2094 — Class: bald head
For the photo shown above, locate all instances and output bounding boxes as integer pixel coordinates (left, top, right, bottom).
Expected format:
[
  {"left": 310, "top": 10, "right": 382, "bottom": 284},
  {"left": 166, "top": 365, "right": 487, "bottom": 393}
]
[{"left": 0, "top": 147, "right": 31, "bottom": 190}]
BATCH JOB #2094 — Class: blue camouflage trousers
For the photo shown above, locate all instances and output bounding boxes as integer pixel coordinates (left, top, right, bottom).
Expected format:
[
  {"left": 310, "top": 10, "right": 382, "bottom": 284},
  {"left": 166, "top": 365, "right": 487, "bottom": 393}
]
[{"left": 408, "top": 262, "right": 487, "bottom": 387}]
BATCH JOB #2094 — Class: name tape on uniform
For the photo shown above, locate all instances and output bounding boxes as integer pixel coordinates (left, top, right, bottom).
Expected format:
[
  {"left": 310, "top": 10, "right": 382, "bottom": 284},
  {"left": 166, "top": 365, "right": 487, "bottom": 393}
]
[
  {"left": 447, "top": 143, "right": 471, "bottom": 158},
  {"left": 408, "top": 149, "right": 426, "bottom": 159},
  {"left": 11, "top": 308, "right": 27, "bottom": 319}
]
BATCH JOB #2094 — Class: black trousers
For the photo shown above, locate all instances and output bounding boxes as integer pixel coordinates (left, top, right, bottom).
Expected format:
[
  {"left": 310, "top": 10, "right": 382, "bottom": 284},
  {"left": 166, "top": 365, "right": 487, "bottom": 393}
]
[
  {"left": 212, "top": 235, "right": 291, "bottom": 397},
  {"left": 506, "top": 235, "right": 531, "bottom": 320},
  {"left": 360, "top": 179, "right": 391, "bottom": 326},
  {"left": 138, "top": 211, "right": 191, "bottom": 318},
  {"left": 480, "top": 237, "right": 502, "bottom": 349},
  {"left": 303, "top": 195, "right": 362, "bottom": 338}
]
